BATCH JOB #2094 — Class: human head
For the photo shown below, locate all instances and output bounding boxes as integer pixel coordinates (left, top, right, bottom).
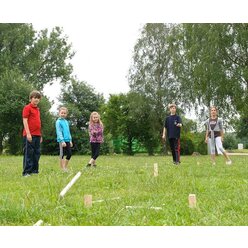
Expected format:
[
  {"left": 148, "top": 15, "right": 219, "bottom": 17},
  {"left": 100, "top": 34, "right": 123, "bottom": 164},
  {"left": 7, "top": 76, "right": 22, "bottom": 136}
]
[
  {"left": 89, "top": 111, "right": 103, "bottom": 126},
  {"left": 210, "top": 106, "right": 218, "bottom": 118},
  {"left": 168, "top": 103, "right": 177, "bottom": 115},
  {"left": 59, "top": 107, "right": 68, "bottom": 118},
  {"left": 29, "top": 90, "right": 41, "bottom": 106},
  {"left": 29, "top": 90, "right": 41, "bottom": 100}
]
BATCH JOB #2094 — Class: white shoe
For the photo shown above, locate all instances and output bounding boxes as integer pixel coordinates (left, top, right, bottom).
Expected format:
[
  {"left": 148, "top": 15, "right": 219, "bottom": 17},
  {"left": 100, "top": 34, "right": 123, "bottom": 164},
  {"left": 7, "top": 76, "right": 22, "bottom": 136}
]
[{"left": 226, "top": 160, "right": 232, "bottom": 165}]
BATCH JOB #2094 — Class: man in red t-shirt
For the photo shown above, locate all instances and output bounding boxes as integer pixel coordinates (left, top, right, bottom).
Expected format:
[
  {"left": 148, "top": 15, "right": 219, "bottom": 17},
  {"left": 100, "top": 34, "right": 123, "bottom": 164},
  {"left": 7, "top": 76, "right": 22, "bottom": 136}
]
[{"left": 22, "top": 90, "right": 42, "bottom": 177}]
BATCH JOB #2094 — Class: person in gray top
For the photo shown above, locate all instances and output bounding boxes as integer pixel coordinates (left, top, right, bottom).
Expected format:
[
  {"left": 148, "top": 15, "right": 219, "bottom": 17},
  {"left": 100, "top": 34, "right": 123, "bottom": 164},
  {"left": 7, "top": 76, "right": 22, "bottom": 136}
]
[{"left": 205, "top": 106, "right": 232, "bottom": 165}]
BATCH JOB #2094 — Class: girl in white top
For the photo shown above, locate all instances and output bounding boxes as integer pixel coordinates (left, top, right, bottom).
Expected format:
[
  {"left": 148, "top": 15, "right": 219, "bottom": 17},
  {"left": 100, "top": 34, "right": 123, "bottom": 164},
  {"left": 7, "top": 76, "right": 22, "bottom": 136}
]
[{"left": 205, "top": 106, "right": 232, "bottom": 165}]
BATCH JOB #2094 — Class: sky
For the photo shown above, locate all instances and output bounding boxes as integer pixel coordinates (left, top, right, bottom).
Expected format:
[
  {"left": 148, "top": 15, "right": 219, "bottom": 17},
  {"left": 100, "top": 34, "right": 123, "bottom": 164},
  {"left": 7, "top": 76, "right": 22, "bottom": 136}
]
[
  {"left": 2, "top": 0, "right": 248, "bottom": 113},
  {"left": 39, "top": 21, "right": 143, "bottom": 106}
]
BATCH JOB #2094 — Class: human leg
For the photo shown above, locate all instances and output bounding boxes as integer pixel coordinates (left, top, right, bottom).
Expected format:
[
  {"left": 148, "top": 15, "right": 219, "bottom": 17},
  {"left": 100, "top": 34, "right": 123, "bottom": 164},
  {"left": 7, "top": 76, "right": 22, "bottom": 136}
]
[
  {"left": 174, "top": 138, "right": 181, "bottom": 163},
  {"left": 23, "top": 137, "right": 34, "bottom": 176},
  {"left": 88, "top": 143, "right": 100, "bottom": 166},
  {"left": 32, "top": 136, "right": 41, "bottom": 174},
  {"left": 64, "top": 142, "right": 72, "bottom": 170},
  {"left": 208, "top": 138, "right": 216, "bottom": 165},
  {"left": 215, "top": 137, "right": 232, "bottom": 164},
  {"left": 169, "top": 138, "right": 176, "bottom": 163}
]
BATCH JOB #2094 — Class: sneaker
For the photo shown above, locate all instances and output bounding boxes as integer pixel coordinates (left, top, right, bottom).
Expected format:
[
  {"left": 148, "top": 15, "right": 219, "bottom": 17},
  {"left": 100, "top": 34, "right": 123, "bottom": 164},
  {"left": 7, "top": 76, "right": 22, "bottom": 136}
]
[
  {"left": 226, "top": 160, "right": 232, "bottom": 165},
  {"left": 23, "top": 173, "right": 31, "bottom": 177},
  {"left": 93, "top": 164, "right": 97, "bottom": 167},
  {"left": 86, "top": 163, "right": 91, "bottom": 167}
]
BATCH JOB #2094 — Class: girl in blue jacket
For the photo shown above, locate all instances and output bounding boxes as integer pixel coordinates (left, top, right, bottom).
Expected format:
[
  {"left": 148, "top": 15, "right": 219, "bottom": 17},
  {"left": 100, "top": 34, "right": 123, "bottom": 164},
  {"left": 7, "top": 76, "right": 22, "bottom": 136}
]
[{"left": 56, "top": 107, "right": 73, "bottom": 171}]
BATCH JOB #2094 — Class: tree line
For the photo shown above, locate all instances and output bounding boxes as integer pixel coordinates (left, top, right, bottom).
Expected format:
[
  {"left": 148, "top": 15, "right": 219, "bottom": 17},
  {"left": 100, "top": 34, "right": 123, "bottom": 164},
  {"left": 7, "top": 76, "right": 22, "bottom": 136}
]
[{"left": 0, "top": 23, "right": 247, "bottom": 156}]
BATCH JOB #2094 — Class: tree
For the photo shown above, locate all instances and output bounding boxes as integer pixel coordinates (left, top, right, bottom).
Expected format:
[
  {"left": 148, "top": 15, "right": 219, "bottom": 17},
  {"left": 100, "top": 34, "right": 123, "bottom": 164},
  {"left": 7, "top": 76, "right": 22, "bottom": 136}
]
[
  {"left": 0, "top": 23, "right": 75, "bottom": 154},
  {"left": 169, "top": 23, "right": 248, "bottom": 119},
  {"left": 0, "top": 23, "right": 74, "bottom": 90},
  {"left": 102, "top": 93, "right": 138, "bottom": 155},
  {"left": 0, "top": 70, "right": 31, "bottom": 154},
  {"left": 128, "top": 24, "right": 182, "bottom": 153}
]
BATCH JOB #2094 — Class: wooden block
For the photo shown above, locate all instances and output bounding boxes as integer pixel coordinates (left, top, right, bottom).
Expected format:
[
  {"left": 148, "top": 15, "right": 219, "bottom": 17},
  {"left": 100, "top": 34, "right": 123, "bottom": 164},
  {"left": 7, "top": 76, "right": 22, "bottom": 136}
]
[
  {"left": 84, "top": 194, "right": 92, "bottom": 207},
  {"left": 154, "top": 163, "right": 158, "bottom": 177},
  {"left": 188, "top": 194, "right": 197, "bottom": 208}
]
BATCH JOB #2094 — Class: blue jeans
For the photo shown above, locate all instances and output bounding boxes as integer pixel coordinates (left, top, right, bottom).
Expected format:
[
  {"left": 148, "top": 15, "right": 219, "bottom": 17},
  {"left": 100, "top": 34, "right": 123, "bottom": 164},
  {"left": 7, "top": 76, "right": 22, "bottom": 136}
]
[{"left": 23, "top": 136, "right": 41, "bottom": 175}]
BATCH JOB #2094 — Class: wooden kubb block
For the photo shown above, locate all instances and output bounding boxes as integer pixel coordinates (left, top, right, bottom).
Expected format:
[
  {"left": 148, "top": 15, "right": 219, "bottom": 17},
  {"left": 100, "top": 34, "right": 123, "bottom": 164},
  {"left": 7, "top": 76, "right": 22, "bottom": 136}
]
[
  {"left": 154, "top": 163, "right": 158, "bottom": 177},
  {"left": 188, "top": 194, "right": 197, "bottom": 208},
  {"left": 84, "top": 195, "right": 92, "bottom": 207}
]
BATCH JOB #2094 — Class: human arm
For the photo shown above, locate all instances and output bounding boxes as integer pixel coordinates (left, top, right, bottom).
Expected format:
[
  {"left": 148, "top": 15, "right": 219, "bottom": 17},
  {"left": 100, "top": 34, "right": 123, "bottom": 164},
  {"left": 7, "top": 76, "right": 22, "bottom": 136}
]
[
  {"left": 219, "top": 119, "right": 224, "bottom": 142},
  {"left": 220, "top": 130, "right": 224, "bottom": 142},
  {"left": 162, "top": 127, "right": 167, "bottom": 141},
  {"left": 176, "top": 116, "right": 183, "bottom": 127},
  {"left": 23, "top": 118, "right": 32, "bottom": 142},
  {"left": 55, "top": 120, "right": 66, "bottom": 146}
]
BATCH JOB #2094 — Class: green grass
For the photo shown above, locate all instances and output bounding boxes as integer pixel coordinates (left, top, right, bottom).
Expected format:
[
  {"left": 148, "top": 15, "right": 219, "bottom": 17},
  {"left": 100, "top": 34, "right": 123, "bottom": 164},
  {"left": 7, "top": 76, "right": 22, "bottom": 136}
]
[
  {"left": 230, "top": 149, "right": 248, "bottom": 153},
  {"left": 0, "top": 154, "right": 248, "bottom": 226}
]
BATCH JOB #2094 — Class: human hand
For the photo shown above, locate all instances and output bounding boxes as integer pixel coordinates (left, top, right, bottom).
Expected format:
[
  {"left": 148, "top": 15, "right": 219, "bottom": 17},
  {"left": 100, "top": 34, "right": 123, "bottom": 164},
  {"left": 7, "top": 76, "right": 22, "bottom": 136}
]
[
  {"left": 62, "top": 142, "right": 66, "bottom": 147},
  {"left": 27, "top": 134, "right": 32, "bottom": 142},
  {"left": 70, "top": 141, "right": 73, "bottom": 147}
]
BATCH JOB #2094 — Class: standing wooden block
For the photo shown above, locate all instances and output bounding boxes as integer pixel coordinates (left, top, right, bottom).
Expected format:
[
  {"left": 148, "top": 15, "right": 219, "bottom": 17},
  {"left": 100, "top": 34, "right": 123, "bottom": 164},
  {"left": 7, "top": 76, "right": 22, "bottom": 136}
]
[
  {"left": 84, "top": 194, "right": 92, "bottom": 207},
  {"left": 188, "top": 194, "right": 197, "bottom": 208},
  {"left": 154, "top": 163, "right": 158, "bottom": 177}
]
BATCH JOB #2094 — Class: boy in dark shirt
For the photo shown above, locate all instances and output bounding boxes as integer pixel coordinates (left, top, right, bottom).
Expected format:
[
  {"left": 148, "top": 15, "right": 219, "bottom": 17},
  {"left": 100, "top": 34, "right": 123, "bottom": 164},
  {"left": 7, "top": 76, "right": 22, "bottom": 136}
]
[{"left": 162, "top": 103, "right": 183, "bottom": 165}]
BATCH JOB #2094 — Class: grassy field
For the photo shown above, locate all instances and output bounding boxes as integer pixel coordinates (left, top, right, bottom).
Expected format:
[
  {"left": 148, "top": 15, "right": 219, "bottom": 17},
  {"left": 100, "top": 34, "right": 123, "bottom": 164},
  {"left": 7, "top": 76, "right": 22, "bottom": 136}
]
[{"left": 0, "top": 154, "right": 248, "bottom": 226}]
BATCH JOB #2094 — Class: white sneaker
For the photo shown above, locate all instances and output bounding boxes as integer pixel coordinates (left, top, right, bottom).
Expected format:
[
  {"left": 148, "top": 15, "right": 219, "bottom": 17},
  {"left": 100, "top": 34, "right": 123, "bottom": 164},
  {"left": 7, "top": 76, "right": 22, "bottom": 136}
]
[{"left": 226, "top": 160, "right": 232, "bottom": 165}]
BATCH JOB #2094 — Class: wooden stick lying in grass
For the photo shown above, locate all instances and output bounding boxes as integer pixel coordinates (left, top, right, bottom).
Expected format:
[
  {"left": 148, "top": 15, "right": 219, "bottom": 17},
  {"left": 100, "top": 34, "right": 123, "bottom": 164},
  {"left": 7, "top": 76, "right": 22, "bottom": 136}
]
[
  {"left": 59, "top": 171, "right": 81, "bottom": 198},
  {"left": 92, "top": 197, "right": 120, "bottom": 203},
  {"left": 126, "top": 206, "right": 162, "bottom": 210},
  {"left": 33, "top": 220, "right": 43, "bottom": 226}
]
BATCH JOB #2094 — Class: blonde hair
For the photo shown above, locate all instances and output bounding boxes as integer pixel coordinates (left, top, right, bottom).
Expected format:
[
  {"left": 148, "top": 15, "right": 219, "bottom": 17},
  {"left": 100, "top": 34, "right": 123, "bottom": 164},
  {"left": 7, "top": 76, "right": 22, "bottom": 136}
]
[
  {"left": 59, "top": 106, "right": 68, "bottom": 114},
  {"left": 89, "top": 111, "right": 103, "bottom": 127}
]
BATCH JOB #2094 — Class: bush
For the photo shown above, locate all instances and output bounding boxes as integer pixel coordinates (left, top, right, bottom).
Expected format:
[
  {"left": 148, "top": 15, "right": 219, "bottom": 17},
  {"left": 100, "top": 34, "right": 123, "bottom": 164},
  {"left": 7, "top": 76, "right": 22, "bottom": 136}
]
[{"left": 223, "top": 133, "right": 238, "bottom": 150}]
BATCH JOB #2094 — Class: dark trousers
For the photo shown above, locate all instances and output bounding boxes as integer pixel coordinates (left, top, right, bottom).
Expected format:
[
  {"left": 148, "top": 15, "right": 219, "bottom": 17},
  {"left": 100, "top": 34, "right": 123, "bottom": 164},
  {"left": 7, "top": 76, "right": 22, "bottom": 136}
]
[
  {"left": 91, "top": 142, "right": 100, "bottom": 160},
  {"left": 169, "top": 138, "right": 180, "bottom": 163},
  {"left": 23, "top": 136, "right": 41, "bottom": 175},
  {"left": 59, "top": 142, "right": 72, "bottom": 160}
]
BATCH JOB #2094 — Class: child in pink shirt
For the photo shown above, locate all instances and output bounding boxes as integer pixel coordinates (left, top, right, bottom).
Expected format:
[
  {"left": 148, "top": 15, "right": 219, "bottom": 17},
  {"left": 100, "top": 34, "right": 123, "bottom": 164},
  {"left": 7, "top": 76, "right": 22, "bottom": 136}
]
[{"left": 86, "top": 112, "right": 104, "bottom": 167}]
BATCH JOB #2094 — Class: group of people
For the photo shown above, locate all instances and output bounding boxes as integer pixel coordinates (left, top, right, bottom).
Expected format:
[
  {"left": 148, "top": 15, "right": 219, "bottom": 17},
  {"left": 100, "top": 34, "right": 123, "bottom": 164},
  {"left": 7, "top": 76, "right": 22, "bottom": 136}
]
[
  {"left": 22, "top": 90, "right": 232, "bottom": 177},
  {"left": 22, "top": 90, "right": 104, "bottom": 177},
  {"left": 162, "top": 103, "right": 232, "bottom": 166}
]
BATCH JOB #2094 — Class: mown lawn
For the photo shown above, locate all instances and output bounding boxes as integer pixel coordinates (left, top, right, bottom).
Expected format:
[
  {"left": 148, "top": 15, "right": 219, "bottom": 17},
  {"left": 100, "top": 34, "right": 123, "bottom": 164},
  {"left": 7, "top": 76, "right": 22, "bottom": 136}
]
[{"left": 0, "top": 154, "right": 248, "bottom": 226}]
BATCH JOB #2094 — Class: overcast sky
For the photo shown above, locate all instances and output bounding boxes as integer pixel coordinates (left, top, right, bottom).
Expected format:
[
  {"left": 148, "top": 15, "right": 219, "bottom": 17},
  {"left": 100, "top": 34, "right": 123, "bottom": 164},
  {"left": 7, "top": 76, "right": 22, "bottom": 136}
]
[
  {"left": 2, "top": 0, "right": 248, "bottom": 111},
  {"left": 39, "top": 21, "right": 143, "bottom": 103}
]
